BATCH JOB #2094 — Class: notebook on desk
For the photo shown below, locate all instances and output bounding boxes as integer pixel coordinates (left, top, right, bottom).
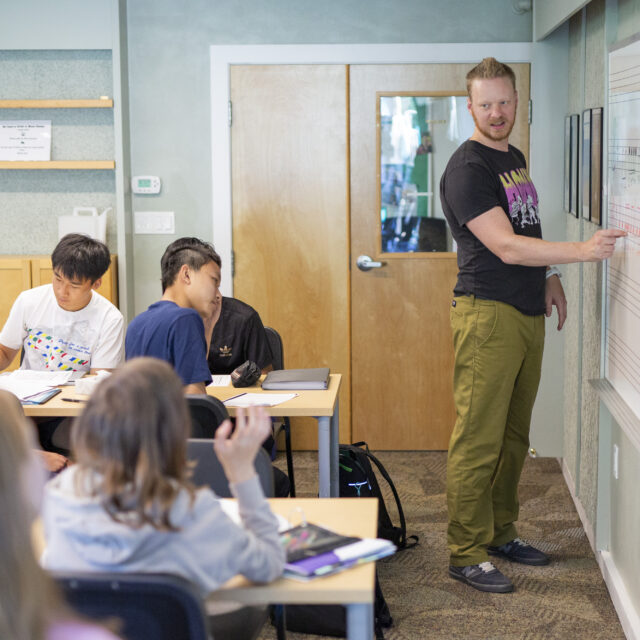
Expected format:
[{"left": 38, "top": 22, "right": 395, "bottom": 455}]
[{"left": 262, "top": 368, "right": 330, "bottom": 390}]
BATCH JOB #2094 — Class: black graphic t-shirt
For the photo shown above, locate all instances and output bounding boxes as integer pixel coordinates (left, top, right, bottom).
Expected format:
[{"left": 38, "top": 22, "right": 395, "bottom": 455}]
[
  {"left": 440, "top": 140, "right": 546, "bottom": 315},
  {"left": 207, "top": 297, "right": 273, "bottom": 374}
]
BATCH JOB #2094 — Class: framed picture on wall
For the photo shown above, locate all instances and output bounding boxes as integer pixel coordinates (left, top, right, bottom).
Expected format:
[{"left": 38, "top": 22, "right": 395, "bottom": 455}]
[
  {"left": 591, "top": 107, "right": 603, "bottom": 225},
  {"left": 565, "top": 114, "right": 580, "bottom": 216},
  {"left": 582, "top": 109, "right": 592, "bottom": 220},
  {"left": 564, "top": 116, "right": 571, "bottom": 212}
]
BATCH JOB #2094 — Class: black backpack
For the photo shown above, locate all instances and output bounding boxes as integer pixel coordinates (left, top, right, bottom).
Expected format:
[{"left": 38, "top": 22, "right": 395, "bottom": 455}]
[
  {"left": 339, "top": 442, "right": 418, "bottom": 550},
  {"left": 278, "top": 443, "right": 417, "bottom": 638}
]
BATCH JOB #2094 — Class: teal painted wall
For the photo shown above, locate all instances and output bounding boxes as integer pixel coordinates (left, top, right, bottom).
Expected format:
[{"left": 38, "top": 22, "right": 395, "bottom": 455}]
[
  {"left": 0, "top": 50, "right": 117, "bottom": 254},
  {"left": 125, "top": 0, "right": 533, "bottom": 312}
]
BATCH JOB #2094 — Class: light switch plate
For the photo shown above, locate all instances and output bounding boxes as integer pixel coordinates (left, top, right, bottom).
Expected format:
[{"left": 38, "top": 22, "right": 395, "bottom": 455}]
[{"left": 134, "top": 211, "right": 175, "bottom": 234}]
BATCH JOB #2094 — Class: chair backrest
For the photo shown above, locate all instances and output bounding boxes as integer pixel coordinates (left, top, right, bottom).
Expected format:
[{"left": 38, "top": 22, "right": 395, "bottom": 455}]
[
  {"left": 264, "top": 326, "right": 284, "bottom": 371},
  {"left": 53, "top": 572, "right": 210, "bottom": 640},
  {"left": 187, "top": 439, "right": 274, "bottom": 498},
  {"left": 186, "top": 394, "right": 228, "bottom": 438}
]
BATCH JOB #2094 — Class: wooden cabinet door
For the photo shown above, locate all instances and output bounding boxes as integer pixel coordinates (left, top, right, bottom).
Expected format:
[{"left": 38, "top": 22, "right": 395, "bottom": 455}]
[
  {"left": 30, "top": 255, "right": 119, "bottom": 306},
  {"left": 0, "top": 258, "right": 32, "bottom": 371}
]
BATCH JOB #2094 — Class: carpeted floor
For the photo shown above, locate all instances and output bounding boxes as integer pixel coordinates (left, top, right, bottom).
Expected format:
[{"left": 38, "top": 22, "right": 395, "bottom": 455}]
[{"left": 260, "top": 451, "right": 625, "bottom": 640}]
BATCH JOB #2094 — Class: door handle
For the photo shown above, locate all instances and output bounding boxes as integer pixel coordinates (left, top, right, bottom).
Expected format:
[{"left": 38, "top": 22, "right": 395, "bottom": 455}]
[{"left": 356, "top": 255, "right": 386, "bottom": 271}]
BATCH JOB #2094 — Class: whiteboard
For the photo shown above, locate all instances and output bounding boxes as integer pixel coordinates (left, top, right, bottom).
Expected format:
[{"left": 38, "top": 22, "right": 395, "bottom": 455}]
[{"left": 606, "top": 38, "right": 640, "bottom": 420}]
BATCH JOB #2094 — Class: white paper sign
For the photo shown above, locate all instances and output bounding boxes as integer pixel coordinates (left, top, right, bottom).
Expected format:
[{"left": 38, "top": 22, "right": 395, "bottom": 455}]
[{"left": 0, "top": 120, "right": 51, "bottom": 160}]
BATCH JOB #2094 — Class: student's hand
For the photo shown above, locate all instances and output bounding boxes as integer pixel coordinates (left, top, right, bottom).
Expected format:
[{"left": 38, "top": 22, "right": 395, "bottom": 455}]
[
  {"left": 37, "top": 450, "right": 70, "bottom": 473},
  {"left": 545, "top": 275, "right": 567, "bottom": 331},
  {"left": 583, "top": 228, "right": 626, "bottom": 261},
  {"left": 213, "top": 406, "right": 271, "bottom": 485}
]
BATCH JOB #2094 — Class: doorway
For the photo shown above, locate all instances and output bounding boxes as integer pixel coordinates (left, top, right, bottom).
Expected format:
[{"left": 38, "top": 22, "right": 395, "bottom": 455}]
[{"left": 224, "top": 54, "right": 530, "bottom": 450}]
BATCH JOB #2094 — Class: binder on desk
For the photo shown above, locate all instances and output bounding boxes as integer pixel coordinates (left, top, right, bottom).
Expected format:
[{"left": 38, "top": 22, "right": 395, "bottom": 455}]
[
  {"left": 281, "top": 523, "right": 395, "bottom": 579},
  {"left": 262, "top": 368, "right": 330, "bottom": 390}
]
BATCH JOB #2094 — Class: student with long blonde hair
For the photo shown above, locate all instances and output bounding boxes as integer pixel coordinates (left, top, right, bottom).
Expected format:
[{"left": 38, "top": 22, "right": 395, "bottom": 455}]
[
  {"left": 0, "top": 390, "right": 119, "bottom": 640},
  {"left": 42, "top": 357, "right": 285, "bottom": 639}
]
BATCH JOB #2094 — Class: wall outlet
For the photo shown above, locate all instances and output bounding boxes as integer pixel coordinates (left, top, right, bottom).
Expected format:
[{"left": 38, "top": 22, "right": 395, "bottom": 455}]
[
  {"left": 134, "top": 211, "right": 175, "bottom": 234},
  {"left": 613, "top": 444, "right": 619, "bottom": 480}
]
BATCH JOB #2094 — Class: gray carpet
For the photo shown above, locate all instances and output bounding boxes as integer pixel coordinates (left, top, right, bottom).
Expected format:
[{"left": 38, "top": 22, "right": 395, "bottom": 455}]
[{"left": 260, "top": 451, "right": 625, "bottom": 640}]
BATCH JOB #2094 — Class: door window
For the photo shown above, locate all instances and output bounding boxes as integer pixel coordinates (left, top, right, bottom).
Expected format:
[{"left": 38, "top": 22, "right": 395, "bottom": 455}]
[{"left": 379, "top": 95, "right": 474, "bottom": 253}]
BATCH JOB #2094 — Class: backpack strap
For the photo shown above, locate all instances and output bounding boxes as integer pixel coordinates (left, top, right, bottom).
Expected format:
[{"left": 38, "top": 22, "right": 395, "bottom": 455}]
[{"left": 360, "top": 448, "right": 419, "bottom": 550}]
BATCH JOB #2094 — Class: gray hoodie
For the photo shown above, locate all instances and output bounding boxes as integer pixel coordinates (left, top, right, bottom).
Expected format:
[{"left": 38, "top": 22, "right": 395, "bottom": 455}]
[{"left": 41, "top": 466, "right": 285, "bottom": 595}]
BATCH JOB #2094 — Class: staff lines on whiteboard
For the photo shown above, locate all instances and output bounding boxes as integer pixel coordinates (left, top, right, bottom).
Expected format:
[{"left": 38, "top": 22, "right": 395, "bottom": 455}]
[
  {"left": 609, "top": 88, "right": 640, "bottom": 98},
  {"left": 608, "top": 331, "right": 640, "bottom": 381},
  {"left": 609, "top": 208, "right": 640, "bottom": 236},
  {"left": 608, "top": 266, "right": 640, "bottom": 314},
  {"left": 610, "top": 64, "right": 640, "bottom": 76},
  {"left": 607, "top": 330, "right": 640, "bottom": 396}
]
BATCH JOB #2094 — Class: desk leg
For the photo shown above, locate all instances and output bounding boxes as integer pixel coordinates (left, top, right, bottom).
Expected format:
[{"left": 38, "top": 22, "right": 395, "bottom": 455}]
[
  {"left": 317, "top": 416, "right": 330, "bottom": 498},
  {"left": 330, "top": 403, "right": 339, "bottom": 497},
  {"left": 346, "top": 603, "right": 374, "bottom": 640}
]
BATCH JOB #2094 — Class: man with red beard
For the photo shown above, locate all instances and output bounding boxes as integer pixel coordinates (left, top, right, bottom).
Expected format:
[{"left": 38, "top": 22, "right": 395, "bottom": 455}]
[{"left": 440, "top": 57, "right": 625, "bottom": 593}]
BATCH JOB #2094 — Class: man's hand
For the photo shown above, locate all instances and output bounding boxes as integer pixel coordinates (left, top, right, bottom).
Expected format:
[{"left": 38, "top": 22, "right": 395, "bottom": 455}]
[
  {"left": 582, "top": 228, "right": 627, "bottom": 261},
  {"left": 545, "top": 275, "right": 567, "bottom": 330},
  {"left": 213, "top": 406, "right": 271, "bottom": 485}
]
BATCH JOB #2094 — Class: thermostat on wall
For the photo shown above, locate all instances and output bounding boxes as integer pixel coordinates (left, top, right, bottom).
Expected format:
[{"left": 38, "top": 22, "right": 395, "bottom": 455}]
[{"left": 132, "top": 175, "right": 161, "bottom": 194}]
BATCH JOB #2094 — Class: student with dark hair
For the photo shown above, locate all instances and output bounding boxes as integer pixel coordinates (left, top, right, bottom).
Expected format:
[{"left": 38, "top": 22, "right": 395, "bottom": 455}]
[
  {"left": 42, "top": 358, "right": 284, "bottom": 640},
  {"left": 0, "top": 234, "right": 124, "bottom": 457},
  {"left": 0, "top": 233, "right": 123, "bottom": 374},
  {"left": 0, "top": 389, "right": 121, "bottom": 640},
  {"left": 126, "top": 237, "right": 290, "bottom": 496},
  {"left": 126, "top": 237, "right": 222, "bottom": 394}
]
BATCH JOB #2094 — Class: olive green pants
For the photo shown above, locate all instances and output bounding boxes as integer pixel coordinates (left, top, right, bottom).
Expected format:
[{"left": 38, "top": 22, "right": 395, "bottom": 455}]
[{"left": 447, "top": 295, "right": 544, "bottom": 567}]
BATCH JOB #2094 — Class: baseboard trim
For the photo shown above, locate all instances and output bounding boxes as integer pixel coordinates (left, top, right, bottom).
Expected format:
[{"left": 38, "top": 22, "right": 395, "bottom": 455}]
[
  {"left": 561, "top": 458, "right": 639, "bottom": 640},
  {"left": 598, "top": 551, "right": 640, "bottom": 640},
  {"left": 560, "top": 459, "right": 595, "bottom": 551}
]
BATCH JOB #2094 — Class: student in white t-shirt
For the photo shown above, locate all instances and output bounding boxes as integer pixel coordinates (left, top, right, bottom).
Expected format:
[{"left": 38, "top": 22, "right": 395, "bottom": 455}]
[
  {"left": 0, "top": 234, "right": 124, "bottom": 455},
  {"left": 0, "top": 234, "right": 124, "bottom": 374}
]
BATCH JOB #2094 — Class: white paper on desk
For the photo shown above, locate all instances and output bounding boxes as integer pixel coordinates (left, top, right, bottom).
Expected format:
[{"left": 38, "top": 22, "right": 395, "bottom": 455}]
[
  {"left": 208, "top": 374, "right": 231, "bottom": 387},
  {"left": 224, "top": 393, "right": 297, "bottom": 408},
  {"left": 0, "top": 370, "right": 73, "bottom": 400},
  {"left": 0, "top": 379, "right": 53, "bottom": 400},
  {"left": 219, "top": 499, "right": 290, "bottom": 532},
  {"left": 5, "top": 370, "right": 74, "bottom": 385}
]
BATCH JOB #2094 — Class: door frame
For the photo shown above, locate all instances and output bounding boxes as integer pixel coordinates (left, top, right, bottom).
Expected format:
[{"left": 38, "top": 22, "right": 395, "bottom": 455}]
[{"left": 209, "top": 42, "right": 533, "bottom": 296}]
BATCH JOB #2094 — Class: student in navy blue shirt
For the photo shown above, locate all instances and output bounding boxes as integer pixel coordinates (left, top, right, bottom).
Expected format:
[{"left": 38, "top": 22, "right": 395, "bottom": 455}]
[{"left": 126, "top": 237, "right": 221, "bottom": 393}]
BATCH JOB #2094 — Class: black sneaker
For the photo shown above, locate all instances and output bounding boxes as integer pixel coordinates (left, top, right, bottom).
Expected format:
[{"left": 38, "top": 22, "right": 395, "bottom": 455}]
[
  {"left": 488, "top": 538, "right": 550, "bottom": 566},
  {"left": 449, "top": 561, "right": 514, "bottom": 593}
]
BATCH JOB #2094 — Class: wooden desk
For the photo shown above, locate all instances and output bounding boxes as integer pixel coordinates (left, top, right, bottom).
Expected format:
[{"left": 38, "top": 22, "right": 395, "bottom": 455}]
[
  {"left": 207, "top": 375, "right": 341, "bottom": 498},
  {"left": 209, "top": 498, "right": 377, "bottom": 640},
  {"left": 34, "top": 497, "right": 377, "bottom": 640},
  {"left": 22, "top": 374, "right": 342, "bottom": 498}
]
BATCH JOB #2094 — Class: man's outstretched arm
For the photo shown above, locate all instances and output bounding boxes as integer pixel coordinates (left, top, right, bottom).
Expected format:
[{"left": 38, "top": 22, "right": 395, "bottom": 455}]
[{"left": 467, "top": 207, "right": 626, "bottom": 266}]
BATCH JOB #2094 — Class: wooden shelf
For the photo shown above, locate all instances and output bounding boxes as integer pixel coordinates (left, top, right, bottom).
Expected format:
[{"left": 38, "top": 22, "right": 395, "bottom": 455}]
[
  {"left": 0, "top": 161, "right": 115, "bottom": 170},
  {"left": 0, "top": 99, "right": 113, "bottom": 108}
]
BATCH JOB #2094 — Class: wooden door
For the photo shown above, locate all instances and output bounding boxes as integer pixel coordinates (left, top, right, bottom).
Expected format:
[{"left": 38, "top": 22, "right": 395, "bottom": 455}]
[
  {"left": 350, "top": 64, "right": 530, "bottom": 449},
  {"left": 0, "top": 257, "right": 32, "bottom": 371},
  {"left": 230, "top": 65, "right": 350, "bottom": 448},
  {"left": 230, "top": 62, "right": 530, "bottom": 450}
]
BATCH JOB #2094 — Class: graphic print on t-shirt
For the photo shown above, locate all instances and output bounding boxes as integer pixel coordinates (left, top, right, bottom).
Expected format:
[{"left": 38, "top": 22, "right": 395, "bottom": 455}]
[
  {"left": 25, "top": 323, "right": 94, "bottom": 371},
  {"left": 499, "top": 167, "right": 540, "bottom": 230}
]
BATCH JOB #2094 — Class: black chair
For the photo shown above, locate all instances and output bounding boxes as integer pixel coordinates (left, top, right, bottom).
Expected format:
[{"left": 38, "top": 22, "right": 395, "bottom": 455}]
[
  {"left": 187, "top": 439, "right": 275, "bottom": 497},
  {"left": 53, "top": 572, "right": 210, "bottom": 640},
  {"left": 264, "top": 327, "right": 296, "bottom": 497},
  {"left": 186, "top": 394, "right": 228, "bottom": 438},
  {"left": 185, "top": 442, "right": 285, "bottom": 640}
]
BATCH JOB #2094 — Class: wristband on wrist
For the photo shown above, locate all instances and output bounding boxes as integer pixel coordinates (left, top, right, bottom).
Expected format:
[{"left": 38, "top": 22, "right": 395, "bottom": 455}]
[{"left": 546, "top": 266, "right": 562, "bottom": 279}]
